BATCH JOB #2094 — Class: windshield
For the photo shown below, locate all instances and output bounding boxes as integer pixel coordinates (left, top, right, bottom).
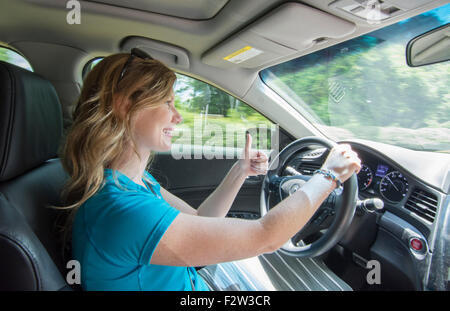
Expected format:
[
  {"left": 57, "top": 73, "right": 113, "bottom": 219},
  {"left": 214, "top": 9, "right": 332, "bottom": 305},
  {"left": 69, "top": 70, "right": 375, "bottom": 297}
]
[{"left": 260, "top": 4, "right": 449, "bottom": 153}]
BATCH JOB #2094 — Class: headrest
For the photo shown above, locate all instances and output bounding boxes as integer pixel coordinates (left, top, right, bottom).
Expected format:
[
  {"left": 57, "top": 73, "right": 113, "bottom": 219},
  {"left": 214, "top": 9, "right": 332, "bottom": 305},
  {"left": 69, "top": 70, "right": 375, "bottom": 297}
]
[{"left": 0, "top": 61, "right": 63, "bottom": 182}]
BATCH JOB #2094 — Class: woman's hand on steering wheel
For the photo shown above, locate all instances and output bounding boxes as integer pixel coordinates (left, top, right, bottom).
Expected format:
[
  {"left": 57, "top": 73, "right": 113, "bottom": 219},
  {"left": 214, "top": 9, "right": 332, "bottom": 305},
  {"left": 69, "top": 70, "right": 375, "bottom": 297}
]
[
  {"left": 321, "top": 144, "right": 362, "bottom": 184},
  {"left": 237, "top": 132, "right": 269, "bottom": 177}
]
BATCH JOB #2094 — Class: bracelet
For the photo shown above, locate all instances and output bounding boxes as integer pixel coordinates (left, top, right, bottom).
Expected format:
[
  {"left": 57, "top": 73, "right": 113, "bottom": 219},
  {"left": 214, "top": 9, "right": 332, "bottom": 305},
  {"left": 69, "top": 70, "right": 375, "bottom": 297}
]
[{"left": 313, "top": 169, "right": 342, "bottom": 189}]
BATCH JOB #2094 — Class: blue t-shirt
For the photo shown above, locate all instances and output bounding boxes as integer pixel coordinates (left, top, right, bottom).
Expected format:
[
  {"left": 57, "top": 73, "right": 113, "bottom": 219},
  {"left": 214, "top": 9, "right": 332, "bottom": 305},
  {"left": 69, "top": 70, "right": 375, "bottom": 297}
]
[{"left": 72, "top": 168, "right": 210, "bottom": 291}]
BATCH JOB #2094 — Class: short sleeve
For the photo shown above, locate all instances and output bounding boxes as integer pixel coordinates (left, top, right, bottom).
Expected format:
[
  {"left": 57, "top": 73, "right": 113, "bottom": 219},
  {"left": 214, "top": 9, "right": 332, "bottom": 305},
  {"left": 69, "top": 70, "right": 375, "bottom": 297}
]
[{"left": 91, "top": 192, "right": 180, "bottom": 266}]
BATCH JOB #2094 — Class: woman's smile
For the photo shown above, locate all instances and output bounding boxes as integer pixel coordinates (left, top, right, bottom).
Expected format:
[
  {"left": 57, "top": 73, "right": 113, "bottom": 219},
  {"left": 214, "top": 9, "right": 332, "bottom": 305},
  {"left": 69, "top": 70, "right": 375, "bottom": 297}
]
[{"left": 163, "top": 127, "right": 174, "bottom": 138}]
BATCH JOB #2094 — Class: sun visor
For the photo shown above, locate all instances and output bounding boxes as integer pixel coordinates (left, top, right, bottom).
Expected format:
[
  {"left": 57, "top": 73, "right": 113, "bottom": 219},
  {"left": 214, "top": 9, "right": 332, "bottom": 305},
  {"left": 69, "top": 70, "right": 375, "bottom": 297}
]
[
  {"left": 121, "top": 36, "right": 190, "bottom": 70},
  {"left": 202, "top": 2, "right": 356, "bottom": 69}
]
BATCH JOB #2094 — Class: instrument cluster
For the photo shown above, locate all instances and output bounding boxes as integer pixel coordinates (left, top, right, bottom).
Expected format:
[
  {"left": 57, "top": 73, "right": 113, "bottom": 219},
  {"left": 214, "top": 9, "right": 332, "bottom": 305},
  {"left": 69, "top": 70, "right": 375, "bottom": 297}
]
[
  {"left": 357, "top": 161, "right": 409, "bottom": 204},
  {"left": 288, "top": 146, "right": 412, "bottom": 205}
]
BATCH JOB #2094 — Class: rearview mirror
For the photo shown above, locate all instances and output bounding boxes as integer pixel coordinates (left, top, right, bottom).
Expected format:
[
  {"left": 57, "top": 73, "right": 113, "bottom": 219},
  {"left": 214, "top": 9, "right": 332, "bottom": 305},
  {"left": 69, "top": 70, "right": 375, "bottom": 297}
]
[{"left": 406, "top": 23, "right": 450, "bottom": 67}]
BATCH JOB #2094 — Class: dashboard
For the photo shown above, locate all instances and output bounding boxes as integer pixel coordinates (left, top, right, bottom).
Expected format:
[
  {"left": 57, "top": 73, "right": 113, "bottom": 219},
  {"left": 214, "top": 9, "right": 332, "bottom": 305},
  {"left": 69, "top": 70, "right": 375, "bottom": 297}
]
[
  {"left": 278, "top": 138, "right": 450, "bottom": 290},
  {"left": 353, "top": 149, "right": 437, "bottom": 230},
  {"left": 280, "top": 139, "right": 449, "bottom": 239}
]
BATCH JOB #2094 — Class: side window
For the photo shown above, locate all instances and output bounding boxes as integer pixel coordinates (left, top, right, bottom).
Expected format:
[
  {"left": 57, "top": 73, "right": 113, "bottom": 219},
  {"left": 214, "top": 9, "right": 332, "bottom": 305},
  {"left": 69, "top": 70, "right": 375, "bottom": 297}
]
[
  {"left": 173, "top": 74, "right": 276, "bottom": 159},
  {"left": 0, "top": 47, "right": 33, "bottom": 71},
  {"left": 80, "top": 60, "right": 277, "bottom": 159}
]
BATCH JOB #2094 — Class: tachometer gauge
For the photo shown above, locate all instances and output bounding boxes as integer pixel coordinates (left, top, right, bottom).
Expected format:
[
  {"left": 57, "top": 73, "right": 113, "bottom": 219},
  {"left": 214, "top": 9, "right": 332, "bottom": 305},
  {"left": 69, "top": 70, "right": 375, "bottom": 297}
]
[
  {"left": 357, "top": 164, "right": 373, "bottom": 191},
  {"left": 379, "top": 171, "right": 409, "bottom": 202}
]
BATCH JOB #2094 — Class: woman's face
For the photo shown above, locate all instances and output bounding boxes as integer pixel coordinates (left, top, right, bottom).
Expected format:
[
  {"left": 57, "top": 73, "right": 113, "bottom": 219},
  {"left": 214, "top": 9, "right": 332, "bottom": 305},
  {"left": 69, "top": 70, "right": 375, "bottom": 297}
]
[{"left": 132, "top": 89, "right": 183, "bottom": 153}]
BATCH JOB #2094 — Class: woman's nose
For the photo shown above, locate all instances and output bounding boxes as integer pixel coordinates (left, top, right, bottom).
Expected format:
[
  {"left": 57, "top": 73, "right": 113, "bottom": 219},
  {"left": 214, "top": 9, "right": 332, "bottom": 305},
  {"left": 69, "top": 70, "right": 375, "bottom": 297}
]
[{"left": 173, "top": 108, "right": 183, "bottom": 124}]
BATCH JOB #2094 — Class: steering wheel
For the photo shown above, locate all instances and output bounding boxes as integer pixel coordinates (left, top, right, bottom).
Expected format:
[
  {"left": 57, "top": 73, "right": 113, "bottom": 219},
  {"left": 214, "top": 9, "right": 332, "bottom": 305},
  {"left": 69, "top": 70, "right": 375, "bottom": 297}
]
[{"left": 260, "top": 136, "right": 358, "bottom": 258}]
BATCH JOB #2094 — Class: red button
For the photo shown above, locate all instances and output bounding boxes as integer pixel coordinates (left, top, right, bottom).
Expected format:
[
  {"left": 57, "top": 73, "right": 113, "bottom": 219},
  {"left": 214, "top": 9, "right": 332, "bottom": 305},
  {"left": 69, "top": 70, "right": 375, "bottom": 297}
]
[{"left": 410, "top": 238, "right": 423, "bottom": 251}]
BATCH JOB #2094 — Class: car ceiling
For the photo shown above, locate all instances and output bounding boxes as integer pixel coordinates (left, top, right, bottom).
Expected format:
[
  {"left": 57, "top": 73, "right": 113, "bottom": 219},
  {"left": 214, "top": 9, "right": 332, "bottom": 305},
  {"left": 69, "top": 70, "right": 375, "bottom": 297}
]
[
  {"left": 0, "top": 0, "right": 447, "bottom": 101},
  {"left": 86, "top": 0, "right": 230, "bottom": 20}
]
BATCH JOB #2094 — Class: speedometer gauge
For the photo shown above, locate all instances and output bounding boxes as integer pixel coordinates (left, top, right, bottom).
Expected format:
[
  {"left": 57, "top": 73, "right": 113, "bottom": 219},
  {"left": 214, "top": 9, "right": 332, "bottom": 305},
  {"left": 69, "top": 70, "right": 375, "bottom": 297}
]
[
  {"left": 357, "top": 164, "right": 373, "bottom": 190},
  {"left": 379, "top": 171, "right": 409, "bottom": 202}
]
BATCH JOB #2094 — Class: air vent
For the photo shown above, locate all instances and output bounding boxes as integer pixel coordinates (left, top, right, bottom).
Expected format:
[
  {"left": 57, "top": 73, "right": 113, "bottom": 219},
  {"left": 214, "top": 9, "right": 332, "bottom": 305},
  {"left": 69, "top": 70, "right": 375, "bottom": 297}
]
[
  {"left": 303, "top": 148, "right": 327, "bottom": 159},
  {"left": 405, "top": 188, "right": 438, "bottom": 223},
  {"left": 297, "top": 162, "right": 321, "bottom": 175}
]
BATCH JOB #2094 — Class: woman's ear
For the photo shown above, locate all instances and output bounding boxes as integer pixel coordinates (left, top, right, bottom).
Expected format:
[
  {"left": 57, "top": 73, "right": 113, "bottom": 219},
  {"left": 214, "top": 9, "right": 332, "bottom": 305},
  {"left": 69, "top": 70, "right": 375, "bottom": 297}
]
[{"left": 113, "top": 95, "right": 131, "bottom": 119}]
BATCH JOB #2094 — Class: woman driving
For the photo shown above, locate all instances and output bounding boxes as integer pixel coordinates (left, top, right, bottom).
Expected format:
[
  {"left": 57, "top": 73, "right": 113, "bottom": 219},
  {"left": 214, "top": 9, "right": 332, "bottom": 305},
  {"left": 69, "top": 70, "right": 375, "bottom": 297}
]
[{"left": 61, "top": 48, "right": 361, "bottom": 291}]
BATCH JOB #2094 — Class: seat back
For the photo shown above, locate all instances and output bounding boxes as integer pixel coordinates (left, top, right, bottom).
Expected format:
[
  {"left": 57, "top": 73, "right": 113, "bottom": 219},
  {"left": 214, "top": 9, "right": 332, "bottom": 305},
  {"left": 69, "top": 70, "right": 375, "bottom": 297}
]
[{"left": 0, "top": 61, "right": 70, "bottom": 290}]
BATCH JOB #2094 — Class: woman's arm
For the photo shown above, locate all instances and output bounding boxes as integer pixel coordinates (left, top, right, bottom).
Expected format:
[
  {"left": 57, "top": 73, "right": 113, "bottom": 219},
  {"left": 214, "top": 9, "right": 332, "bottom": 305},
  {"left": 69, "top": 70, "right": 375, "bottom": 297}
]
[
  {"left": 196, "top": 132, "right": 268, "bottom": 217},
  {"left": 195, "top": 162, "right": 247, "bottom": 217},
  {"left": 150, "top": 144, "right": 361, "bottom": 267},
  {"left": 151, "top": 172, "right": 337, "bottom": 267},
  {"left": 161, "top": 133, "right": 268, "bottom": 218},
  {"left": 159, "top": 158, "right": 252, "bottom": 217},
  {"left": 159, "top": 186, "right": 198, "bottom": 215}
]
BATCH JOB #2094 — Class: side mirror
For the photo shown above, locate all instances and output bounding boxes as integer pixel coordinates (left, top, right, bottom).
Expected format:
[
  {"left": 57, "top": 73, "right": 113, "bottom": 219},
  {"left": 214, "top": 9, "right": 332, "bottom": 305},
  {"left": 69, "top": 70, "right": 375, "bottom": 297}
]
[{"left": 406, "top": 23, "right": 450, "bottom": 67}]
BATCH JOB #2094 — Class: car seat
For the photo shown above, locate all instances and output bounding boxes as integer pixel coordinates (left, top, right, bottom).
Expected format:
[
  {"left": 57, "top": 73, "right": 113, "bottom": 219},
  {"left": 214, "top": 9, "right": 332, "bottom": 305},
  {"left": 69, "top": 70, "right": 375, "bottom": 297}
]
[{"left": 0, "top": 60, "right": 71, "bottom": 290}]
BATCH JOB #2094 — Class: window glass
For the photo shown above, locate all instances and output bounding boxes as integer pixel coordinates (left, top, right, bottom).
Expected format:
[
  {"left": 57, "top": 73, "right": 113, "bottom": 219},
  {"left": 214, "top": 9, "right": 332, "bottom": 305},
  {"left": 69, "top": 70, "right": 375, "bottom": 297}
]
[
  {"left": 81, "top": 58, "right": 276, "bottom": 156},
  {"left": 82, "top": 57, "right": 102, "bottom": 79},
  {"left": 173, "top": 74, "right": 275, "bottom": 158},
  {"left": 0, "top": 47, "right": 33, "bottom": 71}
]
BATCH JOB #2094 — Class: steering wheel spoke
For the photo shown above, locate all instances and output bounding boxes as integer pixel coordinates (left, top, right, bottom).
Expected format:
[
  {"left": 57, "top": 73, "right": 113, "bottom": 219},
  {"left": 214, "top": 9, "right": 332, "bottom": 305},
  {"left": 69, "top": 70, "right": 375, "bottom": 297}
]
[{"left": 291, "top": 191, "right": 337, "bottom": 241}]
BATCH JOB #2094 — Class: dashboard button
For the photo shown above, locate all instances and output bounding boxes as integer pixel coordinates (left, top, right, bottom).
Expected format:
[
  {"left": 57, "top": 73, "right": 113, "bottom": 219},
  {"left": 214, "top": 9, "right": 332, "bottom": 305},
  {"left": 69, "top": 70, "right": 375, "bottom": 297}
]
[{"left": 410, "top": 238, "right": 423, "bottom": 251}]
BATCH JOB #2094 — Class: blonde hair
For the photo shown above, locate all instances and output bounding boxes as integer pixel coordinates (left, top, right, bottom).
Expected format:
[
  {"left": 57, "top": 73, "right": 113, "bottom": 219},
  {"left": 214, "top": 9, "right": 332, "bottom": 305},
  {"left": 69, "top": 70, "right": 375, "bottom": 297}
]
[{"left": 57, "top": 52, "right": 176, "bottom": 248}]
